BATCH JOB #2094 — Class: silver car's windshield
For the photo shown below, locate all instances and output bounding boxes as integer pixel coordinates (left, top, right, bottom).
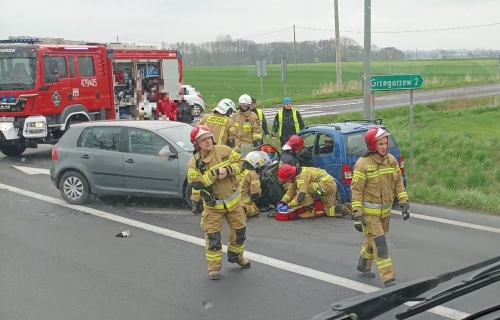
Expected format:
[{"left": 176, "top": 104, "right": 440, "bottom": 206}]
[{"left": 158, "top": 125, "right": 194, "bottom": 152}]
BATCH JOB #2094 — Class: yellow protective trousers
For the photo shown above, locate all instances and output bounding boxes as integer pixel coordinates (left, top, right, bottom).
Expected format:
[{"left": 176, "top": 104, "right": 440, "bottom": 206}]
[
  {"left": 357, "top": 214, "right": 395, "bottom": 284},
  {"left": 200, "top": 204, "right": 247, "bottom": 273}
]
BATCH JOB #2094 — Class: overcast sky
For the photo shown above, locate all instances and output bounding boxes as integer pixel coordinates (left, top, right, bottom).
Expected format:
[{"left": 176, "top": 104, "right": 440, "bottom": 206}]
[{"left": 1, "top": 0, "right": 498, "bottom": 51}]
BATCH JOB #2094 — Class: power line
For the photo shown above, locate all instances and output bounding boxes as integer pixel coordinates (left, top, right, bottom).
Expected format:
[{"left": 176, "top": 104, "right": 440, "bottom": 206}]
[
  {"left": 296, "top": 22, "right": 500, "bottom": 34},
  {"left": 117, "top": 27, "right": 293, "bottom": 45},
  {"left": 240, "top": 27, "right": 293, "bottom": 39}
]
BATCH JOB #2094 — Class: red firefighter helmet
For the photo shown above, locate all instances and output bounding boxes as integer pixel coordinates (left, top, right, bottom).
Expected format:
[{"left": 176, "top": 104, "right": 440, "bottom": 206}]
[
  {"left": 277, "top": 164, "right": 297, "bottom": 182},
  {"left": 190, "top": 125, "right": 213, "bottom": 145},
  {"left": 365, "top": 126, "right": 390, "bottom": 153},
  {"left": 282, "top": 135, "right": 305, "bottom": 152}
]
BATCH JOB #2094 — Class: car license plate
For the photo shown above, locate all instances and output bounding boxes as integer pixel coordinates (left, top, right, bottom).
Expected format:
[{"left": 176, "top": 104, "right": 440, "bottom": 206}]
[{"left": 0, "top": 117, "right": 14, "bottom": 122}]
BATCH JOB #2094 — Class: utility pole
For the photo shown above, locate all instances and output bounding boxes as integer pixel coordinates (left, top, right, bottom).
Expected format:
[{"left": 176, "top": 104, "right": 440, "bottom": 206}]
[
  {"left": 116, "top": 35, "right": 119, "bottom": 43},
  {"left": 293, "top": 25, "right": 298, "bottom": 72},
  {"left": 363, "top": 0, "right": 372, "bottom": 120},
  {"left": 334, "top": 0, "right": 342, "bottom": 90}
]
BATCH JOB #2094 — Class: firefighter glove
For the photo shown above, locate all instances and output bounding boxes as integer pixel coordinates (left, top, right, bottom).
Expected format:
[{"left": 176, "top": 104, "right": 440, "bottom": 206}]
[
  {"left": 353, "top": 215, "right": 365, "bottom": 233},
  {"left": 401, "top": 203, "right": 410, "bottom": 221},
  {"left": 253, "top": 139, "right": 262, "bottom": 148},
  {"left": 276, "top": 203, "right": 288, "bottom": 212}
]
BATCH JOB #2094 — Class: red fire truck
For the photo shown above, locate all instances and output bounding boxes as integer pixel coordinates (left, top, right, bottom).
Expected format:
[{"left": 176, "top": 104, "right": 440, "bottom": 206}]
[{"left": 0, "top": 38, "right": 184, "bottom": 156}]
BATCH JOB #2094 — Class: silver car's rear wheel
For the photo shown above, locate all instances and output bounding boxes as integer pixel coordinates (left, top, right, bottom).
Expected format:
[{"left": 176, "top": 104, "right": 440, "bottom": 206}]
[{"left": 59, "top": 171, "right": 90, "bottom": 205}]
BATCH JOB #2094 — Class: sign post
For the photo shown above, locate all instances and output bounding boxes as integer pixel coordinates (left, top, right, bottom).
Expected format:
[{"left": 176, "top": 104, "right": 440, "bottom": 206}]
[
  {"left": 281, "top": 57, "right": 287, "bottom": 97},
  {"left": 369, "top": 73, "right": 425, "bottom": 177},
  {"left": 256, "top": 60, "right": 267, "bottom": 101}
]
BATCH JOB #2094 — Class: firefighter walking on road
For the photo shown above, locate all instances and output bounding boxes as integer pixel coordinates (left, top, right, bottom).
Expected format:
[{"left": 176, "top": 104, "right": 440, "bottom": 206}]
[
  {"left": 190, "top": 98, "right": 238, "bottom": 214},
  {"left": 187, "top": 125, "right": 251, "bottom": 280},
  {"left": 276, "top": 164, "right": 339, "bottom": 219},
  {"left": 271, "top": 97, "right": 305, "bottom": 147},
  {"left": 351, "top": 126, "right": 410, "bottom": 288},
  {"left": 233, "top": 94, "right": 263, "bottom": 157}
]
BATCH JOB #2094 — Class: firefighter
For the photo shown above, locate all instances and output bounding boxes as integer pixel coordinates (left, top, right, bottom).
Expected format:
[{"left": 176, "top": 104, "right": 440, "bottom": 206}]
[
  {"left": 271, "top": 97, "right": 305, "bottom": 147},
  {"left": 351, "top": 126, "right": 410, "bottom": 288},
  {"left": 233, "top": 94, "right": 263, "bottom": 157},
  {"left": 237, "top": 151, "right": 271, "bottom": 218},
  {"left": 276, "top": 164, "right": 339, "bottom": 219},
  {"left": 279, "top": 135, "right": 313, "bottom": 168},
  {"left": 187, "top": 125, "right": 251, "bottom": 280},
  {"left": 250, "top": 97, "right": 270, "bottom": 142},
  {"left": 190, "top": 98, "right": 237, "bottom": 214}
]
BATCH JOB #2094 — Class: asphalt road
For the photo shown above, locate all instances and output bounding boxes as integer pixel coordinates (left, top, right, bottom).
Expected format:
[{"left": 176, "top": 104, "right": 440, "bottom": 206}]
[
  {"left": 1, "top": 146, "right": 500, "bottom": 320},
  {"left": 196, "top": 83, "right": 500, "bottom": 123}
]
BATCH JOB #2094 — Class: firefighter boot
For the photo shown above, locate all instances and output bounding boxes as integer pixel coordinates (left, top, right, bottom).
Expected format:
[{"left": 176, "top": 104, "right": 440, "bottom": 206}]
[
  {"left": 357, "top": 265, "right": 376, "bottom": 278},
  {"left": 209, "top": 271, "right": 221, "bottom": 280},
  {"left": 298, "top": 205, "right": 316, "bottom": 219},
  {"left": 229, "top": 256, "right": 251, "bottom": 268},
  {"left": 384, "top": 279, "right": 396, "bottom": 287}
]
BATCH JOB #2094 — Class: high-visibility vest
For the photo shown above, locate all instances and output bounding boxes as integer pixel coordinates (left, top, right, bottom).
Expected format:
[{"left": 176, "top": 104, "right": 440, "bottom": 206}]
[
  {"left": 256, "top": 108, "right": 264, "bottom": 124},
  {"left": 277, "top": 108, "right": 300, "bottom": 138}
]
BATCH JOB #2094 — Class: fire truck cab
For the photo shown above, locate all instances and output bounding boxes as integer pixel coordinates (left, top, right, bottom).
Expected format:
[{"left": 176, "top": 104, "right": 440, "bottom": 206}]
[{"left": 0, "top": 38, "right": 183, "bottom": 156}]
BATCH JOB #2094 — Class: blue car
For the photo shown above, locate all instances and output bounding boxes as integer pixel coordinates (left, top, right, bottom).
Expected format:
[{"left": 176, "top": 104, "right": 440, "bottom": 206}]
[{"left": 297, "top": 119, "right": 407, "bottom": 208}]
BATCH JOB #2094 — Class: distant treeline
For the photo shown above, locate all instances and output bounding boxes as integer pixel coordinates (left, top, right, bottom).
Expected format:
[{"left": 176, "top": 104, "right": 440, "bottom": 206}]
[{"left": 161, "top": 35, "right": 500, "bottom": 67}]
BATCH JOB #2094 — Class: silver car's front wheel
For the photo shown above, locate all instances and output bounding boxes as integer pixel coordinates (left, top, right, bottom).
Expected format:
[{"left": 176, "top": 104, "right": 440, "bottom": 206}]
[
  {"left": 59, "top": 171, "right": 90, "bottom": 205},
  {"left": 192, "top": 104, "right": 203, "bottom": 116}
]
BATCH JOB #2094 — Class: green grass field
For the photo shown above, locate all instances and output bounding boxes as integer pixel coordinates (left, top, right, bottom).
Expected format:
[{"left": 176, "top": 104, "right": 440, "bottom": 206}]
[
  {"left": 183, "top": 59, "right": 500, "bottom": 110},
  {"left": 302, "top": 95, "right": 500, "bottom": 214}
]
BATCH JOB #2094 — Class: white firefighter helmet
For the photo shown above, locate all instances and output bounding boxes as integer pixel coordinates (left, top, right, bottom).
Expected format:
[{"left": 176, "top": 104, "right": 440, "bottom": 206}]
[
  {"left": 238, "top": 94, "right": 252, "bottom": 106},
  {"left": 244, "top": 151, "right": 272, "bottom": 169},
  {"left": 214, "top": 98, "right": 235, "bottom": 116}
]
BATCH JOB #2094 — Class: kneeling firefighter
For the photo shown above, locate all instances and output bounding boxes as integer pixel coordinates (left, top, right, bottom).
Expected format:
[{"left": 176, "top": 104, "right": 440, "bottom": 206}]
[
  {"left": 187, "top": 125, "right": 251, "bottom": 280},
  {"left": 237, "top": 151, "right": 272, "bottom": 218},
  {"left": 276, "top": 164, "right": 340, "bottom": 219}
]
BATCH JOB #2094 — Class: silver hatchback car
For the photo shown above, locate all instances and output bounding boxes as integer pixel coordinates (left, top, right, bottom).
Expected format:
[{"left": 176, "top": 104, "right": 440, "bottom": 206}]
[{"left": 50, "top": 120, "right": 194, "bottom": 205}]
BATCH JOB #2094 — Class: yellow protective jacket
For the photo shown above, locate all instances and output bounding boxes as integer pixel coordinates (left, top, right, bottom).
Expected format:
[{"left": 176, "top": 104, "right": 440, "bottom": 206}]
[
  {"left": 237, "top": 169, "right": 261, "bottom": 205},
  {"left": 197, "top": 114, "right": 236, "bottom": 146},
  {"left": 281, "top": 167, "right": 334, "bottom": 208},
  {"left": 351, "top": 152, "right": 409, "bottom": 217},
  {"left": 187, "top": 145, "right": 244, "bottom": 211},
  {"left": 233, "top": 110, "right": 262, "bottom": 145}
]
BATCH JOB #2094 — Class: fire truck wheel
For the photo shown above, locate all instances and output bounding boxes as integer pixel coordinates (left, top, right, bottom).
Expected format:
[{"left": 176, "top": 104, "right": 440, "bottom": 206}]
[
  {"left": 0, "top": 145, "right": 26, "bottom": 157},
  {"left": 59, "top": 171, "right": 90, "bottom": 205},
  {"left": 192, "top": 104, "right": 203, "bottom": 116}
]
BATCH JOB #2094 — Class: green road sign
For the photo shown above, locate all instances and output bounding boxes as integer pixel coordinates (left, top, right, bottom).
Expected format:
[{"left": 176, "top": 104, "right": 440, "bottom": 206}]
[{"left": 370, "top": 74, "right": 425, "bottom": 91}]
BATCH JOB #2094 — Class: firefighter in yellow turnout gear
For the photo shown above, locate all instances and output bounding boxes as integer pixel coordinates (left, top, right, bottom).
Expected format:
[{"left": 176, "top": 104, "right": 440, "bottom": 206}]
[
  {"left": 351, "top": 126, "right": 410, "bottom": 288},
  {"left": 187, "top": 125, "right": 251, "bottom": 280},
  {"left": 237, "top": 151, "right": 272, "bottom": 218},
  {"left": 190, "top": 98, "right": 237, "bottom": 214},
  {"left": 233, "top": 94, "right": 262, "bottom": 157},
  {"left": 276, "top": 164, "right": 339, "bottom": 219}
]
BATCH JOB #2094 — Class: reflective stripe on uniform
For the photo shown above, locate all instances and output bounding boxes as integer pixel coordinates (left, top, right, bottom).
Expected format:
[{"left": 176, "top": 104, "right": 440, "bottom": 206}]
[
  {"left": 204, "top": 189, "right": 241, "bottom": 210},
  {"left": 362, "top": 202, "right": 393, "bottom": 215},
  {"left": 376, "top": 257, "right": 393, "bottom": 269},
  {"left": 206, "top": 252, "right": 222, "bottom": 262},
  {"left": 360, "top": 246, "right": 374, "bottom": 259},
  {"left": 228, "top": 244, "right": 245, "bottom": 254}
]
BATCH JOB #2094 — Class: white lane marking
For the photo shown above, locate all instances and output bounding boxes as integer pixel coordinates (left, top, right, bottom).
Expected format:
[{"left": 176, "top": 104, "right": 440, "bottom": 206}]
[
  {"left": 0, "top": 182, "right": 470, "bottom": 320},
  {"left": 8, "top": 165, "right": 500, "bottom": 235},
  {"left": 395, "top": 211, "right": 500, "bottom": 234},
  {"left": 12, "top": 165, "right": 50, "bottom": 175}
]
